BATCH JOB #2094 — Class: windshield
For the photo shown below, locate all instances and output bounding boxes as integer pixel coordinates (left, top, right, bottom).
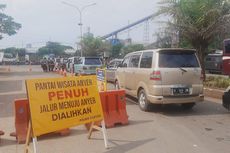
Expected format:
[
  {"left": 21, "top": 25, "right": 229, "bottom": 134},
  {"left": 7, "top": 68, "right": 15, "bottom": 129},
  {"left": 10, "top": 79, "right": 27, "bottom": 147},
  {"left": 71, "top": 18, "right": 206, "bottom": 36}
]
[
  {"left": 158, "top": 51, "right": 199, "bottom": 68},
  {"left": 85, "top": 58, "right": 102, "bottom": 65}
]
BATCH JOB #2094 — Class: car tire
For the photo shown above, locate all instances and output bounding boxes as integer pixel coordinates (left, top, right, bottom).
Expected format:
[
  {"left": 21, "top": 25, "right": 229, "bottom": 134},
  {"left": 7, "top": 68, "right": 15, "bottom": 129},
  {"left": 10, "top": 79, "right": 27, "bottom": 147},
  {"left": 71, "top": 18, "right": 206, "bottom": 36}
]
[
  {"left": 138, "top": 89, "right": 151, "bottom": 111},
  {"left": 181, "top": 102, "right": 196, "bottom": 110},
  {"left": 115, "top": 80, "right": 120, "bottom": 90}
]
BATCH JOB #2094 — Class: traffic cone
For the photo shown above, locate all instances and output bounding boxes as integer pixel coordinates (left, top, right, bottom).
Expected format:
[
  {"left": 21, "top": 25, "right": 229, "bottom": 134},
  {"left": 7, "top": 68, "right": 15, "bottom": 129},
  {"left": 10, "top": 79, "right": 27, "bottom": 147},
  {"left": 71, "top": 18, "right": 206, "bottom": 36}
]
[
  {"left": 0, "top": 130, "right": 4, "bottom": 140},
  {"left": 0, "top": 130, "right": 4, "bottom": 136},
  {"left": 59, "top": 69, "right": 63, "bottom": 75},
  {"left": 63, "top": 69, "right": 67, "bottom": 77},
  {"left": 7, "top": 66, "right": 10, "bottom": 72},
  {"left": 28, "top": 65, "right": 32, "bottom": 72}
]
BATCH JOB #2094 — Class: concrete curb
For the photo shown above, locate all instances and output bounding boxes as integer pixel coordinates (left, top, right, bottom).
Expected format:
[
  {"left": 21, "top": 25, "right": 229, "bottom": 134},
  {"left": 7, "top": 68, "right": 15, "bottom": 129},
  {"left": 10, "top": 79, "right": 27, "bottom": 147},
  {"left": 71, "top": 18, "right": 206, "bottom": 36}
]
[{"left": 204, "top": 87, "right": 225, "bottom": 99}]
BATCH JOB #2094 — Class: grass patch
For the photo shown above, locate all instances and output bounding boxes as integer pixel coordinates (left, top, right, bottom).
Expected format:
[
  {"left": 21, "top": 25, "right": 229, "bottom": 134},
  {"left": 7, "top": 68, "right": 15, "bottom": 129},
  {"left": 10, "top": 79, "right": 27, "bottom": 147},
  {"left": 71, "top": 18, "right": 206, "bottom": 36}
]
[{"left": 204, "top": 76, "right": 230, "bottom": 89}]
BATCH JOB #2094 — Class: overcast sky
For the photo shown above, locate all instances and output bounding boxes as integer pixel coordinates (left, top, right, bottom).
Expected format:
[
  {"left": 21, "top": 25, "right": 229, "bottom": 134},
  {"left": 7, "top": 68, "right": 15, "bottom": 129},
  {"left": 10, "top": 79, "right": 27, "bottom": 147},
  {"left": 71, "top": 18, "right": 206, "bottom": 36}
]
[{"left": 0, "top": 0, "right": 162, "bottom": 49}]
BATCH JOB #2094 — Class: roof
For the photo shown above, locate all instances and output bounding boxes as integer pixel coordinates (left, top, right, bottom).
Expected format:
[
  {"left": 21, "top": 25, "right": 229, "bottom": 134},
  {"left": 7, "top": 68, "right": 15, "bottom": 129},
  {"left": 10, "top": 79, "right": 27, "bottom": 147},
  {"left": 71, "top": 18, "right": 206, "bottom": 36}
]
[{"left": 125, "top": 48, "right": 196, "bottom": 56}]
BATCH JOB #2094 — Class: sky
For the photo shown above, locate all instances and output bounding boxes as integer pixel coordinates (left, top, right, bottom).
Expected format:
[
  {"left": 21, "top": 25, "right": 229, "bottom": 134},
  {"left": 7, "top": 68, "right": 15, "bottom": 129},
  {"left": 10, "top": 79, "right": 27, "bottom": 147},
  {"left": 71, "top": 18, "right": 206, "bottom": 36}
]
[{"left": 0, "top": 0, "right": 162, "bottom": 49}]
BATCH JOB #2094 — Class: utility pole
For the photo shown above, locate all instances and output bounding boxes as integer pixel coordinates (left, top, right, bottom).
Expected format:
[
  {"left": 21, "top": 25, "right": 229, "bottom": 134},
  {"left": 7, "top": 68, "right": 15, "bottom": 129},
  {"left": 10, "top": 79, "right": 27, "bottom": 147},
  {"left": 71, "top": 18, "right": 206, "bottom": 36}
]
[{"left": 62, "top": 1, "right": 96, "bottom": 57}]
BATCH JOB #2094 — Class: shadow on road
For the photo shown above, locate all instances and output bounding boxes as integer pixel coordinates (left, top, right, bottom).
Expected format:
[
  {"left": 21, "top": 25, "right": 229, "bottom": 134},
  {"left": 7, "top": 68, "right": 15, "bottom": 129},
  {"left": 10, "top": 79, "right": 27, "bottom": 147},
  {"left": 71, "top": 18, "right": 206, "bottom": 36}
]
[
  {"left": 149, "top": 101, "right": 229, "bottom": 117},
  {"left": 89, "top": 137, "right": 155, "bottom": 153},
  {"left": 126, "top": 95, "right": 229, "bottom": 116}
]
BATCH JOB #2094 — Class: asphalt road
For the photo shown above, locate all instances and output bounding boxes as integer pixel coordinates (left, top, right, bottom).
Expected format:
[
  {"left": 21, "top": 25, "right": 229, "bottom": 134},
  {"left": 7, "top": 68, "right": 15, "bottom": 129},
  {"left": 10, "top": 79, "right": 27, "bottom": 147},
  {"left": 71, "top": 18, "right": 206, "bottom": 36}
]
[{"left": 0, "top": 65, "right": 230, "bottom": 153}]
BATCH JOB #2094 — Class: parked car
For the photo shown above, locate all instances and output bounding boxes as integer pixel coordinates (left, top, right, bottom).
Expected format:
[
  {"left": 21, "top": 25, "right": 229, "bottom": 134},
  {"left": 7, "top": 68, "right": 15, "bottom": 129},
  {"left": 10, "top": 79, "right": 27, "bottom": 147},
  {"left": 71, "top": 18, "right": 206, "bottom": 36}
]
[
  {"left": 106, "top": 59, "right": 123, "bottom": 82},
  {"left": 115, "top": 48, "right": 204, "bottom": 111},
  {"left": 205, "top": 51, "right": 223, "bottom": 74},
  {"left": 74, "top": 57, "right": 102, "bottom": 75},
  {"left": 223, "top": 86, "right": 230, "bottom": 110}
]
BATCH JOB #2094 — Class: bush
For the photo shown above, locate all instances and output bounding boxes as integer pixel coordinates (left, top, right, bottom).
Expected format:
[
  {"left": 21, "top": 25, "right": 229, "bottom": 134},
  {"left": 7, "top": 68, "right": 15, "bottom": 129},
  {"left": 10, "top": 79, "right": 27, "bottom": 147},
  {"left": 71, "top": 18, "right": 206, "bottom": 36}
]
[{"left": 204, "top": 76, "right": 230, "bottom": 89}]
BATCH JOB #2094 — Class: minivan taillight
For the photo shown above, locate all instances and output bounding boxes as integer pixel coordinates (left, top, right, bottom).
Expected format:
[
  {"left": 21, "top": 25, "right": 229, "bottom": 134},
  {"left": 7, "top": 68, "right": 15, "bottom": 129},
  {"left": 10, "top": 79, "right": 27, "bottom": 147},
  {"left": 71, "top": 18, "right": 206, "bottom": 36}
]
[{"left": 150, "top": 71, "right": 161, "bottom": 81}]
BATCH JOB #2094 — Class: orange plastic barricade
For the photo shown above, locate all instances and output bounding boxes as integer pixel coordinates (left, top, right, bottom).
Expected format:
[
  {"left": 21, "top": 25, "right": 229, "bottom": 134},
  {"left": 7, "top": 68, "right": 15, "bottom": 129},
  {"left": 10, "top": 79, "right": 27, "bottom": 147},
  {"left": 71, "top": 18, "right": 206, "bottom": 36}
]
[
  {"left": 11, "top": 98, "right": 70, "bottom": 144},
  {"left": 100, "top": 90, "right": 128, "bottom": 128},
  {"left": 11, "top": 99, "right": 30, "bottom": 144},
  {"left": 85, "top": 90, "right": 129, "bottom": 129}
]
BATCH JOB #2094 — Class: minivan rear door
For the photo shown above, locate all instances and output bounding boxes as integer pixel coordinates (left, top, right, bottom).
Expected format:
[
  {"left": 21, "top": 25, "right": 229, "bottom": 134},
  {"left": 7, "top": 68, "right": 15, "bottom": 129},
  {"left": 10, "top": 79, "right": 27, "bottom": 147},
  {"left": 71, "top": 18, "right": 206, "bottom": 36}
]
[{"left": 158, "top": 50, "right": 202, "bottom": 96}]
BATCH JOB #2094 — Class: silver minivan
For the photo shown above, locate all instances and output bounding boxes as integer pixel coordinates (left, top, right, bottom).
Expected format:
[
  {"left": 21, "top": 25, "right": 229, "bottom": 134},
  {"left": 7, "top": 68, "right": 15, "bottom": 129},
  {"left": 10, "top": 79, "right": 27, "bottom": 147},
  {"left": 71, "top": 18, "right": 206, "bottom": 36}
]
[{"left": 115, "top": 48, "right": 204, "bottom": 111}]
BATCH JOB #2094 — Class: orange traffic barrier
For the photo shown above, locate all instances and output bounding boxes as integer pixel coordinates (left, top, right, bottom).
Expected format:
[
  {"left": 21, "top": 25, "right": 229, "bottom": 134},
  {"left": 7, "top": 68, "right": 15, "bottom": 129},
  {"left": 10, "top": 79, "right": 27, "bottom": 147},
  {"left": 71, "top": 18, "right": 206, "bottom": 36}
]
[
  {"left": 0, "top": 130, "right": 4, "bottom": 141},
  {"left": 100, "top": 90, "right": 128, "bottom": 128},
  {"left": 28, "top": 65, "right": 32, "bottom": 72},
  {"left": 10, "top": 98, "right": 70, "bottom": 144},
  {"left": 55, "top": 128, "right": 70, "bottom": 136},
  {"left": 59, "top": 69, "right": 63, "bottom": 75},
  {"left": 10, "top": 99, "right": 30, "bottom": 144},
  {"left": 63, "top": 69, "right": 67, "bottom": 77},
  {"left": 7, "top": 66, "right": 10, "bottom": 72},
  {"left": 0, "top": 130, "right": 4, "bottom": 136},
  {"left": 85, "top": 90, "right": 128, "bottom": 129}
]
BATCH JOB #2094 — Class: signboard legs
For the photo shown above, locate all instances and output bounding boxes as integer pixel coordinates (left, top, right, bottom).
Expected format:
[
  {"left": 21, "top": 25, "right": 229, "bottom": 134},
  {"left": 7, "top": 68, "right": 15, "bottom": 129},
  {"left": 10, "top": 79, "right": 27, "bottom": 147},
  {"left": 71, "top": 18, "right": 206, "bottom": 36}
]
[
  {"left": 32, "top": 137, "right": 38, "bottom": 153},
  {"left": 101, "top": 120, "right": 108, "bottom": 148},
  {"left": 24, "top": 122, "right": 38, "bottom": 153},
  {"left": 88, "top": 120, "right": 109, "bottom": 149}
]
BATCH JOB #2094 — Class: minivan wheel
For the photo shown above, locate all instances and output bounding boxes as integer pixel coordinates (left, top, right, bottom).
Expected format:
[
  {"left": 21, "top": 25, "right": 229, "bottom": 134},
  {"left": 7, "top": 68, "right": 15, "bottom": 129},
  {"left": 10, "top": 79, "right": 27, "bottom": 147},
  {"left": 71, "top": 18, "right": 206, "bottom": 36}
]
[
  {"left": 138, "top": 89, "right": 150, "bottom": 111},
  {"left": 181, "top": 102, "right": 196, "bottom": 110},
  {"left": 115, "top": 80, "right": 120, "bottom": 90}
]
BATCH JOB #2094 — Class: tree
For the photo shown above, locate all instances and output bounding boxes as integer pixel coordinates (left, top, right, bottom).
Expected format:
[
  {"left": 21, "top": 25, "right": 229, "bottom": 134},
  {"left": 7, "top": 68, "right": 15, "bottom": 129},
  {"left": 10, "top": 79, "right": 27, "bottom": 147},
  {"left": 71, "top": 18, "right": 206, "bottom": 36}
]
[
  {"left": 111, "top": 43, "right": 123, "bottom": 58},
  {"left": 121, "top": 44, "right": 145, "bottom": 57},
  {"left": 80, "top": 35, "right": 110, "bottom": 56},
  {"left": 2, "top": 47, "right": 26, "bottom": 61},
  {"left": 152, "top": 28, "right": 173, "bottom": 48},
  {"left": 156, "top": 0, "right": 230, "bottom": 78},
  {"left": 0, "top": 4, "right": 21, "bottom": 39},
  {"left": 38, "top": 42, "right": 73, "bottom": 56}
]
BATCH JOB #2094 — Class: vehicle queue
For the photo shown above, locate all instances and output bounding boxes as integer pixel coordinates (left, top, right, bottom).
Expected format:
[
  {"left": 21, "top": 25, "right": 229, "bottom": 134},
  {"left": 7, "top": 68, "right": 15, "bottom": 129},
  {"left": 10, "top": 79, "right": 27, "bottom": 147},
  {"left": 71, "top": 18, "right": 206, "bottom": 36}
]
[{"left": 39, "top": 48, "right": 230, "bottom": 112}]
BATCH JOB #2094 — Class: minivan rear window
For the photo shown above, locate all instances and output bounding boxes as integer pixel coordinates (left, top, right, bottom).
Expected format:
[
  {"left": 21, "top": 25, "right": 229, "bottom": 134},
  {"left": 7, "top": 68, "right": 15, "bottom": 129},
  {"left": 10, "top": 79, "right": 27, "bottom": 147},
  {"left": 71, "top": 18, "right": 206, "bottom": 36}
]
[
  {"left": 85, "top": 58, "right": 101, "bottom": 65},
  {"left": 158, "top": 51, "right": 199, "bottom": 68}
]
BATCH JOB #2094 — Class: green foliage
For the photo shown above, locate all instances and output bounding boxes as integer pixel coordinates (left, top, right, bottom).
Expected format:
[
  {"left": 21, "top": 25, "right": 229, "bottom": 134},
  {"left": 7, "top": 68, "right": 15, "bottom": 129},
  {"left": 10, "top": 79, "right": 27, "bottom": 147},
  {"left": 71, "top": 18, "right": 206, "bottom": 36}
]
[
  {"left": 152, "top": 30, "right": 172, "bottom": 48},
  {"left": 0, "top": 4, "right": 21, "bottom": 39},
  {"left": 2, "top": 47, "right": 25, "bottom": 57},
  {"left": 2, "top": 47, "right": 26, "bottom": 61},
  {"left": 38, "top": 42, "right": 73, "bottom": 56},
  {"left": 156, "top": 0, "right": 230, "bottom": 78},
  {"left": 121, "top": 44, "right": 145, "bottom": 57},
  {"left": 111, "top": 44, "right": 123, "bottom": 58},
  {"left": 204, "top": 76, "right": 230, "bottom": 89},
  {"left": 80, "top": 36, "right": 110, "bottom": 56}
]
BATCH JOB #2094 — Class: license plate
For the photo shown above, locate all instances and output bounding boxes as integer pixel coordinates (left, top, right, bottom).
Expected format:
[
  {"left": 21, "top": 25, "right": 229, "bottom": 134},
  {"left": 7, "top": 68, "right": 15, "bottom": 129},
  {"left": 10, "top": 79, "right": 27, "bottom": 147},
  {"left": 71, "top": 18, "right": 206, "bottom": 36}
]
[{"left": 172, "top": 88, "right": 189, "bottom": 95}]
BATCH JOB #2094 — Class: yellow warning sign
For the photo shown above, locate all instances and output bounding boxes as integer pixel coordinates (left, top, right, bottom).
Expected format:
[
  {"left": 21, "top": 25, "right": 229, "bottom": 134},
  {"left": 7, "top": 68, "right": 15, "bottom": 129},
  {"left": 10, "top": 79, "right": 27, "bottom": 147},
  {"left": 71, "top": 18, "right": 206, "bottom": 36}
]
[{"left": 26, "top": 75, "right": 103, "bottom": 137}]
